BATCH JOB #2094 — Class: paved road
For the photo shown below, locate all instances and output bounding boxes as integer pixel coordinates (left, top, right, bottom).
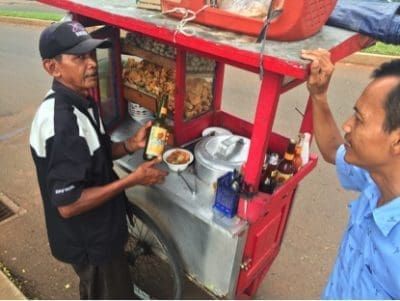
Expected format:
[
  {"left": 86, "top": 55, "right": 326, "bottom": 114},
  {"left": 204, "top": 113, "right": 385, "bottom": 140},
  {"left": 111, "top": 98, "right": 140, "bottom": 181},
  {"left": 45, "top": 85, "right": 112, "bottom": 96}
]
[
  {"left": 0, "top": 0, "right": 65, "bottom": 13},
  {"left": 0, "top": 13, "right": 387, "bottom": 300}
]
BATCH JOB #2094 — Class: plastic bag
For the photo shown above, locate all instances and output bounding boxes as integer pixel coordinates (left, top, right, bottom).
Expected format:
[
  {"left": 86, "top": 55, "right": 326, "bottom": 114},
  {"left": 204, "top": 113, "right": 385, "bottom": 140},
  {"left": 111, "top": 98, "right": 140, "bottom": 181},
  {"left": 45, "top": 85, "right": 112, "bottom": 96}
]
[{"left": 217, "top": 0, "right": 272, "bottom": 18}]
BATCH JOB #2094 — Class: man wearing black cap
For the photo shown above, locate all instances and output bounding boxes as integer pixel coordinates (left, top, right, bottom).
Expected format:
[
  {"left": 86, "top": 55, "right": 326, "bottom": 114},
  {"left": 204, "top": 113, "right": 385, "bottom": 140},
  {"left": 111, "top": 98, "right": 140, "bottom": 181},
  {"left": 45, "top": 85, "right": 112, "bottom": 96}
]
[{"left": 30, "top": 21, "right": 168, "bottom": 299}]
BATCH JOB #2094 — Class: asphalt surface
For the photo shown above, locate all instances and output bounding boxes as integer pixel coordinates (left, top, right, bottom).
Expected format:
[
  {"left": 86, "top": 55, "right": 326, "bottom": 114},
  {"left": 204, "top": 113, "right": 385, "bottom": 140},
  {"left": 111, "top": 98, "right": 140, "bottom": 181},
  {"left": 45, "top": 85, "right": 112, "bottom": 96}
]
[
  {"left": 0, "top": 1, "right": 397, "bottom": 299},
  {"left": 0, "top": 0, "right": 65, "bottom": 13},
  {"left": 0, "top": 2, "right": 83, "bottom": 299}
]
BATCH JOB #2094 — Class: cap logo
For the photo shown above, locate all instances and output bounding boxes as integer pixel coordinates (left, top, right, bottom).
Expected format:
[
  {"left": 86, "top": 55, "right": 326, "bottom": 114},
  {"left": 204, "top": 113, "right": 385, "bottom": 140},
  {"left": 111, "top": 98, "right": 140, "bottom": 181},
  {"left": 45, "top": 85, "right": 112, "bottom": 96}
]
[{"left": 69, "top": 22, "right": 88, "bottom": 37}]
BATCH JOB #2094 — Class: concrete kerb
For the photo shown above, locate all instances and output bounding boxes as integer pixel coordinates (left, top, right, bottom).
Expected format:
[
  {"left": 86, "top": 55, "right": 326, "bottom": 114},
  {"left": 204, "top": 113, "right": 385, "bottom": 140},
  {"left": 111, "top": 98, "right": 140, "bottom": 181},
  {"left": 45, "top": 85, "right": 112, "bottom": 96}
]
[
  {"left": 340, "top": 51, "right": 399, "bottom": 66},
  {"left": 0, "top": 15, "right": 53, "bottom": 26},
  {"left": 0, "top": 268, "right": 26, "bottom": 300}
]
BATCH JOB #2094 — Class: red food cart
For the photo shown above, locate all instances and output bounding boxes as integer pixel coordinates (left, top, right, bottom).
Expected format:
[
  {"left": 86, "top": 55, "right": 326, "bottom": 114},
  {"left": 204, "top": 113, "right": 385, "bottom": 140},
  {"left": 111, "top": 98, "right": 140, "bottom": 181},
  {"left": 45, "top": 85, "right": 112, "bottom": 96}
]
[{"left": 36, "top": 0, "right": 373, "bottom": 298}]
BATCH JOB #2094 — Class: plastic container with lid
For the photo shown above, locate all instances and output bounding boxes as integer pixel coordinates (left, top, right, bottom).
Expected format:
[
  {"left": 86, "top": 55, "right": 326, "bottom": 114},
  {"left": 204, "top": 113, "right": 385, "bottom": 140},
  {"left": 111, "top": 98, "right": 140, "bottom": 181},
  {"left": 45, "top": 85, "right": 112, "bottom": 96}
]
[
  {"left": 194, "top": 134, "right": 250, "bottom": 184},
  {"left": 161, "top": 0, "right": 338, "bottom": 41}
]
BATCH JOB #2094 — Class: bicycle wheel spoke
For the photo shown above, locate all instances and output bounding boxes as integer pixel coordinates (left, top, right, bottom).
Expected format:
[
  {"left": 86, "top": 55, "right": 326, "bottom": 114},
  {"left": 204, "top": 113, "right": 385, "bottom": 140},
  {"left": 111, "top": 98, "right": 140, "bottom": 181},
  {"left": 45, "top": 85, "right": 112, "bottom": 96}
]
[
  {"left": 136, "top": 219, "right": 145, "bottom": 239},
  {"left": 125, "top": 205, "right": 183, "bottom": 299},
  {"left": 147, "top": 234, "right": 159, "bottom": 249}
]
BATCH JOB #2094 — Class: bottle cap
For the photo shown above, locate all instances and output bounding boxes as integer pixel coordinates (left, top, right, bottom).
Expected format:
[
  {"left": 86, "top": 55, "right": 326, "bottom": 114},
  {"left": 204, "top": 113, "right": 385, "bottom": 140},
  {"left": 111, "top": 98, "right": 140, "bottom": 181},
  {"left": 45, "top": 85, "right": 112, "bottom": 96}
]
[{"left": 268, "top": 153, "right": 279, "bottom": 164}]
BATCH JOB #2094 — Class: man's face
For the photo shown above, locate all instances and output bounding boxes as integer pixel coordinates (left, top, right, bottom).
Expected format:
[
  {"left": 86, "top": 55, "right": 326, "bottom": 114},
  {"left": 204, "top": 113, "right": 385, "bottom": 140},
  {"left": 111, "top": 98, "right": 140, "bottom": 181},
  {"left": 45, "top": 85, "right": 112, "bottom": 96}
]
[
  {"left": 53, "top": 52, "right": 98, "bottom": 96},
  {"left": 342, "top": 77, "right": 400, "bottom": 170}
]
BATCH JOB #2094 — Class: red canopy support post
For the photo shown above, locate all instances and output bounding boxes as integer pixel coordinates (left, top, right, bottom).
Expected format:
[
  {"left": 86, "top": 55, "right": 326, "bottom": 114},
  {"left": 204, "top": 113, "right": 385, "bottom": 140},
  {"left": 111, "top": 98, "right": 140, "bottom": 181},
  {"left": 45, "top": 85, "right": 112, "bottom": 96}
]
[{"left": 242, "top": 71, "right": 283, "bottom": 197}]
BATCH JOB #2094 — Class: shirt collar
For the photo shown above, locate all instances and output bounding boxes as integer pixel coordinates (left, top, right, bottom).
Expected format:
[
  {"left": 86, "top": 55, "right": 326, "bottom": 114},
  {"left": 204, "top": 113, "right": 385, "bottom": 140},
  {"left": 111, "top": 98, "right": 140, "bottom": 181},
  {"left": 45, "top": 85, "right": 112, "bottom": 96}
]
[
  {"left": 373, "top": 196, "right": 400, "bottom": 236},
  {"left": 366, "top": 183, "right": 379, "bottom": 214},
  {"left": 52, "top": 79, "right": 96, "bottom": 111}
]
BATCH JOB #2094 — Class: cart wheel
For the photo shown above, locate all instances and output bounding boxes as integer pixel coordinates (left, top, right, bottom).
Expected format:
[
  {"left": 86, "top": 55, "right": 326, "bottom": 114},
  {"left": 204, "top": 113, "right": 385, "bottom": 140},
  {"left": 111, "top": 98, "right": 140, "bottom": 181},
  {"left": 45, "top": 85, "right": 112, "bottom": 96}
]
[{"left": 125, "top": 203, "right": 183, "bottom": 299}]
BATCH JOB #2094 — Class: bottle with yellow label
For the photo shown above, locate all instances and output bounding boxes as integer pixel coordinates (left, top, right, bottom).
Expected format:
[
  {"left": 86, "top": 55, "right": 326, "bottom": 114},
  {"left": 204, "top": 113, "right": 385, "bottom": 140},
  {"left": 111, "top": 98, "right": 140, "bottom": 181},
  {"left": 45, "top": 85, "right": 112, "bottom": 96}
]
[
  {"left": 143, "top": 94, "right": 169, "bottom": 161},
  {"left": 276, "top": 138, "right": 296, "bottom": 186}
]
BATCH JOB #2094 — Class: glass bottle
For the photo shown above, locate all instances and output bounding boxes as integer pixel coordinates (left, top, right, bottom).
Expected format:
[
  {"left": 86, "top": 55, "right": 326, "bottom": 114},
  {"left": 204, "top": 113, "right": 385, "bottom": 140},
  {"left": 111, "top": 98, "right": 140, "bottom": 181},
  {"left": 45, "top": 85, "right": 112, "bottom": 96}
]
[
  {"left": 143, "top": 94, "right": 169, "bottom": 161},
  {"left": 301, "top": 132, "right": 311, "bottom": 166},
  {"left": 276, "top": 139, "right": 296, "bottom": 186},
  {"left": 259, "top": 152, "right": 279, "bottom": 194},
  {"left": 209, "top": 0, "right": 218, "bottom": 7},
  {"left": 293, "top": 134, "right": 304, "bottom": 173}
]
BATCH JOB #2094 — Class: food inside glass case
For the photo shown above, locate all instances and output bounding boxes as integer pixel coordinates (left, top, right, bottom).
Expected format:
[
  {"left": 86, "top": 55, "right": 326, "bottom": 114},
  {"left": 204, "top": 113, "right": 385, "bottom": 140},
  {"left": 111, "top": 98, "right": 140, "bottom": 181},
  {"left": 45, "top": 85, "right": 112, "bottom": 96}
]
[
  {"left": 125, "top": 32, "right": 216, "bottom": 73},
  {"left": 123, "top": 58, "right": 213, "bottom": 119},
  {"left": 123, "top": 58, "right": 175, "bottom": 102},
  {"left": 184, "top": 77, "right": 212, "bottom": 119},
  {"left": 122, "top": 32, "right": 216, "bottom": 120}
]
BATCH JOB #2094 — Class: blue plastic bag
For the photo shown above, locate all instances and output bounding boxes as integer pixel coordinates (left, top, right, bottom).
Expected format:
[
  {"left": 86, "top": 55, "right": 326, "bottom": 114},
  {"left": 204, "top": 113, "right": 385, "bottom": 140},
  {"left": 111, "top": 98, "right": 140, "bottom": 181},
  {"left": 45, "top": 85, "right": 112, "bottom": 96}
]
[{"left": 326, "top": 0, "right": 400, "bottom": 44}]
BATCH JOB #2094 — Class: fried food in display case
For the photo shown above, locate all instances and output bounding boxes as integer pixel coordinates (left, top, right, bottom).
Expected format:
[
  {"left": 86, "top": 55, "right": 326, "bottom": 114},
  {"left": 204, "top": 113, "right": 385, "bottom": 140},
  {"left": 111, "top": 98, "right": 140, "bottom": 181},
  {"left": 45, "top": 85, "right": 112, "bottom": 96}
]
[
  {"left": 122, "top": 57, "right": 213, "bottom": 119},
  {"left": 123, "top": 58, "right": 175, "bottom": 101},
  {"left": 125, "top": 32, "right": 216, "bottom": 73}
]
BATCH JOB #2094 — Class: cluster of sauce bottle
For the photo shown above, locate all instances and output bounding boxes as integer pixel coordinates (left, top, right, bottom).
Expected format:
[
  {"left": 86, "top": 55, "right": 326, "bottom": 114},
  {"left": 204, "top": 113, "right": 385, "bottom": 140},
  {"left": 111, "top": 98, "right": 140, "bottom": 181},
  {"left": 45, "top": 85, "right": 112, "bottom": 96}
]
[{"left": 259, "top": 133, "right": 310, "bottom": 194}]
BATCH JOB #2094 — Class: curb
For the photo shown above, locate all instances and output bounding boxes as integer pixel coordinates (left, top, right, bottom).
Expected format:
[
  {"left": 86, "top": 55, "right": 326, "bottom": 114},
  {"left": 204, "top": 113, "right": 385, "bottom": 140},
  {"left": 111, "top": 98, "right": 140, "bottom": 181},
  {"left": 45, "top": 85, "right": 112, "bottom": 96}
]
[
  {"left": 0, "top": 15, "right": 52, "bottom": 26},
  {"left": 339, "top": 52, "right": 399, "bottom": 67},
  {"left": 0, "top": 269, "right": 26, "bottom": 300}
]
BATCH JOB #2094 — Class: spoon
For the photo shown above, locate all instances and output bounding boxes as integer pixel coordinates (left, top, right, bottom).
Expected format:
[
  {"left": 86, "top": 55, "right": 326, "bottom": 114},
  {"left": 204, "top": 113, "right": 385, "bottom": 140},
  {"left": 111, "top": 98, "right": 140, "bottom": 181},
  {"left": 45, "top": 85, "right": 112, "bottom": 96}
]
[{"left": 177, "top": 170, "right": 195, "bottom": 195}]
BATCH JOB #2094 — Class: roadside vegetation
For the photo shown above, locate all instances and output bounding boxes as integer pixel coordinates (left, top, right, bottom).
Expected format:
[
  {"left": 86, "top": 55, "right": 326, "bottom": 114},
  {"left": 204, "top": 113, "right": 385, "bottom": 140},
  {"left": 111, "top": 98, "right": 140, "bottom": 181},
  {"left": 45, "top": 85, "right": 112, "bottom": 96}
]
[
  {"left": 363, "top": 42, "right": 400, "bottom": 56},
  {"left": 0, "top": 10, "right": 63, "bottom": 21},
  {"left": 0, "top": 9, "right": 399, "bottom": 56}
]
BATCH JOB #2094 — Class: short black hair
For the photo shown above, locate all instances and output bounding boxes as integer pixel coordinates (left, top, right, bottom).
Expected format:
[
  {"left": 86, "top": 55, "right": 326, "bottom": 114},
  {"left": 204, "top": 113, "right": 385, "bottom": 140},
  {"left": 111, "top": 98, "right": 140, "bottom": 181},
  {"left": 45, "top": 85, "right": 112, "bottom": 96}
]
[
  {"left": 54, "top": 54, "right": 62, "bottom": 61},
  {"left": 372, "top": 60, "right": 400, "bottom": 79},
  {"left": 371, "top": 60, "right": 400, "bottom": 133}
]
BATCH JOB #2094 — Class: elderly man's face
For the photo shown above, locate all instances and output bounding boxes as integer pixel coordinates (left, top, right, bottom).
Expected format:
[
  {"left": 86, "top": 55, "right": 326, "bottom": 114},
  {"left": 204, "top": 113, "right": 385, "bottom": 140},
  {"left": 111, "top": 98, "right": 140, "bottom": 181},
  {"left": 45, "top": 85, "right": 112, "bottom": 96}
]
[
  {"left": 342, "top": 76, "right": 400, "bottom": 171},
  {"left": 53, "top": 52, "right": 98, "bottom": 97}
]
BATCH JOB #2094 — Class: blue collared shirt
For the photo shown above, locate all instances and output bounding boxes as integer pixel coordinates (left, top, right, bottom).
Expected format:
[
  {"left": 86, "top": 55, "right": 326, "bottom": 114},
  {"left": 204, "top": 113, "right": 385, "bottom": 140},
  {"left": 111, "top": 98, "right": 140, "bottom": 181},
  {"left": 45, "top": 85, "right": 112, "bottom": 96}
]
[{"left": 322, "top": 145, "right": 400, "bottom": 299}]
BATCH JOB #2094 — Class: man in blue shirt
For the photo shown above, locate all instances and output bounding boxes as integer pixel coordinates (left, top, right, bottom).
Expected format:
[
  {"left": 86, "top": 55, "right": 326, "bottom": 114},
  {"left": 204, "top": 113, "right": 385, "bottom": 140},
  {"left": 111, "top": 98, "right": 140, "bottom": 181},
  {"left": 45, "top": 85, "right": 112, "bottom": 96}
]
[{"left": 300, "top": 49, "right": 400, "bottom": 299}]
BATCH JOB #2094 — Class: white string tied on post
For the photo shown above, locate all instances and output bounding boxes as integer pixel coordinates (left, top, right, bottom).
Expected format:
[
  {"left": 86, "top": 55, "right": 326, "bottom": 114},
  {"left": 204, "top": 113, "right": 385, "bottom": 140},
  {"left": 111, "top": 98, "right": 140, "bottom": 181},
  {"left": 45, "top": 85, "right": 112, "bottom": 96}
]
[{"left": 162, "top": 5, "right": 209, "bottom": 42}]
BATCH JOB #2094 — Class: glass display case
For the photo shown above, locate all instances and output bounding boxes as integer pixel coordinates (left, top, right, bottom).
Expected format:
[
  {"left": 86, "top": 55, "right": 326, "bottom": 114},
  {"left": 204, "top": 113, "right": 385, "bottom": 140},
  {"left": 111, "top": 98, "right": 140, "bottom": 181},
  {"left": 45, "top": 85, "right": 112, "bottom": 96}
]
[{"left": 121, "top": 32, "right": 216, "bottom": 122}]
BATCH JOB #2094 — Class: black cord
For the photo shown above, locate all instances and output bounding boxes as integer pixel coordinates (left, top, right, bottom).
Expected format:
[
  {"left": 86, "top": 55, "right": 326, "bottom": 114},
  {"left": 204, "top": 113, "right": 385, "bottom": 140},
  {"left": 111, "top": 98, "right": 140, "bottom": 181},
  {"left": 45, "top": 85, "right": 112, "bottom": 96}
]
[{"left": 257, "top": 7, "right": 283, "bottom": 79}]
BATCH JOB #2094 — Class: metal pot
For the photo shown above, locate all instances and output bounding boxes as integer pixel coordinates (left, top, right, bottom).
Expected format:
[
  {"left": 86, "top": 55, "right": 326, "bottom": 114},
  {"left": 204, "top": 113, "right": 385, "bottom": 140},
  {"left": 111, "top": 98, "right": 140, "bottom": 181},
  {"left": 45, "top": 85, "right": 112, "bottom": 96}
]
[{"left": 194, "top": 134, "right": 250, "bottom": 184}]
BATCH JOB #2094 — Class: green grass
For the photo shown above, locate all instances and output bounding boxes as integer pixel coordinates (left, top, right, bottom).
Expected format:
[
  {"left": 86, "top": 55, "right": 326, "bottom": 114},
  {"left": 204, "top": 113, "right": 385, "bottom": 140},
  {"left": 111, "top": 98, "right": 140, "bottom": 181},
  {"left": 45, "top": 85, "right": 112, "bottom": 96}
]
[
  {"left": 362, "top": 41, "right": 400, "bottom": 56},
  {"left": 0, "top": 10, "right": 63, "bottom": 21}
]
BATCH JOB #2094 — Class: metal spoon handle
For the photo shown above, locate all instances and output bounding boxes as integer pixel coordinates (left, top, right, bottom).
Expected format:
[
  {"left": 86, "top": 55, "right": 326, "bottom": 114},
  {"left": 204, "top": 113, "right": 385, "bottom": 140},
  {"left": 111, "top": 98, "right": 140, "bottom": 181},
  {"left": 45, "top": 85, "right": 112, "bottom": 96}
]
[{"left": 178, "top": 171, "right": 194, "bottom": 194}]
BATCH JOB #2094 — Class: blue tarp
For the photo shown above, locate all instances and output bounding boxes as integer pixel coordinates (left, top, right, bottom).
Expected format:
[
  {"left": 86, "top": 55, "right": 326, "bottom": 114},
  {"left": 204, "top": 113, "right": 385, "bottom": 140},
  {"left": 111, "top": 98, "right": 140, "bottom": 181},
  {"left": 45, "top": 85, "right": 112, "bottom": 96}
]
[{"left": 326, "top": 0, "right": 400, "bottom": 44}]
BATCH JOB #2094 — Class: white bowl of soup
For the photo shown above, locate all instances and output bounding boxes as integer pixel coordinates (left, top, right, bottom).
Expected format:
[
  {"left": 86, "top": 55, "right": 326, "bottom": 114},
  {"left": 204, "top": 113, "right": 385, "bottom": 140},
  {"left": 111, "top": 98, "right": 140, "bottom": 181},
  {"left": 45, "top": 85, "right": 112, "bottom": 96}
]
[{"left": 163, "top": 148, "right": 194, "bottom": 172}]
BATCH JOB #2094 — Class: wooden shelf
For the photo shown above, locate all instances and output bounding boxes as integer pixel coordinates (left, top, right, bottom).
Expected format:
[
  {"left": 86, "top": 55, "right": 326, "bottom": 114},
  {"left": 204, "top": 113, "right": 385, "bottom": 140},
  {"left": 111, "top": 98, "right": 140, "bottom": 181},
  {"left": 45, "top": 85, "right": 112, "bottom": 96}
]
[
  {"left": 121, "top": 41, "right": 176, "bottom": 70},
  {"left": 124, "top": 85, "right": 176, "bottom": 145},
  {"left": 124, "top": 85, "right": 157, "bottom": 112}
]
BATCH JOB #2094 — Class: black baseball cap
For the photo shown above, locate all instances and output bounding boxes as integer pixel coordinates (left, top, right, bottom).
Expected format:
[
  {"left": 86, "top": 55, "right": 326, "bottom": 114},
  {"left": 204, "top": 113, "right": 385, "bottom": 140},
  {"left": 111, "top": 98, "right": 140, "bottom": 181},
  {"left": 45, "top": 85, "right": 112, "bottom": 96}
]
[{"left": 39, "top": 21, "right": 112, "bottom": 59}]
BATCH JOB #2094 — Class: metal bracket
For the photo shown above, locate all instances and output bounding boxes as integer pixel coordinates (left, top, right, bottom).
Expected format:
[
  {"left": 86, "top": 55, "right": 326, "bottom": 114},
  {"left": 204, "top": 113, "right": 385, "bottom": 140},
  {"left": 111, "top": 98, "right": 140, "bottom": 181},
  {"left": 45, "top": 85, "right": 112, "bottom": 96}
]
[{"left": 240, "top": 257, "right": 252, "bottom": 271}]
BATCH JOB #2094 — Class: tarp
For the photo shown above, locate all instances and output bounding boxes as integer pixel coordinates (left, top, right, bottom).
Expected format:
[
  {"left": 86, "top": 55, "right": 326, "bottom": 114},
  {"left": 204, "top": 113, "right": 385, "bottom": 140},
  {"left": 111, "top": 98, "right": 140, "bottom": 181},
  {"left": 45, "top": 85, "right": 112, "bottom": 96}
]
[{"left": 326, "top": 0, "right": 400, "bottom": 44}]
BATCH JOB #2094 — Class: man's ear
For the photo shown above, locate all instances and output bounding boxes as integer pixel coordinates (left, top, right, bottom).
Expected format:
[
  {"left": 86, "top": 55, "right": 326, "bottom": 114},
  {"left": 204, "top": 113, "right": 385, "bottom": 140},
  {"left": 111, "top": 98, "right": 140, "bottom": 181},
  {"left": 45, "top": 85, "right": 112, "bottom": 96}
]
[
  {"left": 42, "top": 58, "right": 61, "bottom": 77},
  {"left": 390, "top": 129, "right": 400, "bottom": 155}
]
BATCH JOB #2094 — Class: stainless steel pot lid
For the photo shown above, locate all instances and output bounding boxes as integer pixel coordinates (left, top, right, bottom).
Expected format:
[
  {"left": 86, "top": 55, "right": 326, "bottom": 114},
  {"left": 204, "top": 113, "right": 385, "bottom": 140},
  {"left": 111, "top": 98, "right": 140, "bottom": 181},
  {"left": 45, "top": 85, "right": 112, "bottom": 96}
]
[{"left": 194, "top": 134, "right": 250, "bottom": 170}]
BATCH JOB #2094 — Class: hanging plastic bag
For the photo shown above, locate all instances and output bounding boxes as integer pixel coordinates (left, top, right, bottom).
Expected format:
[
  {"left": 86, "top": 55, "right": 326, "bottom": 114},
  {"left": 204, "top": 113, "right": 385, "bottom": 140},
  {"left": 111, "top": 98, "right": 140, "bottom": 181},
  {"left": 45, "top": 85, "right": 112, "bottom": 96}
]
[
  {"left": 217, "top": 0, "right": 272, "bottom": 18},
  {"left": 326, "top": 0, "right": 400, "bottom": 44}
]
